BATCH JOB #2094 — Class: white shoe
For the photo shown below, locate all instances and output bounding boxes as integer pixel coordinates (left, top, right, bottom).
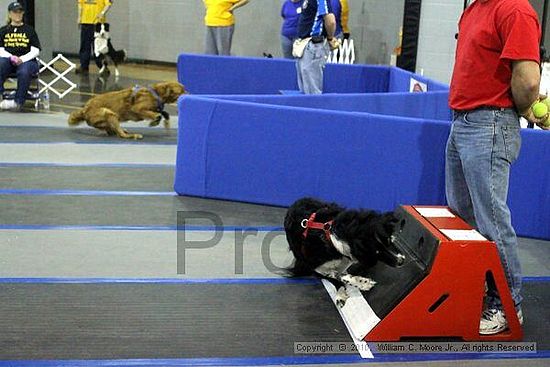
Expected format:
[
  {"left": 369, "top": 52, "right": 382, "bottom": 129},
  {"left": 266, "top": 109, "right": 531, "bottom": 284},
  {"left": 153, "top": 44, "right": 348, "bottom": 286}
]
[
  {"left": 0, "top": 99, "right": 18, "bottom": 110},
  {"left": 479, "top": 308, "right": 523, "bottom": 335}
]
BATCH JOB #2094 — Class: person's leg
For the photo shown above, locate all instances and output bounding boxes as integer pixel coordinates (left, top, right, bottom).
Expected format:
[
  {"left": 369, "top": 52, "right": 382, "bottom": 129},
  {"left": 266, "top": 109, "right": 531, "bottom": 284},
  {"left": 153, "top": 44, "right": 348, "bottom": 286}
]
[
  {"left": 0, "top": 57, "right": 15, "bottom": 96},
  {"left": 205, "top": 26, "right": 218, "bottom": 55},
  {"left": 445, "top": 112, "right": 477, "bottom": 228},
  {"left": 296, "top": 56, "right": 304, "bottom": 92},
  {"left": 14, "top": 60, "right": 39, "bottom": 106},
  {"left": 451, "top": 108, "right": 523, "bottom": 333},
  {"left": 281, "top": 35, "right": 294, "bottom": 59},
  {"left": 217, "top": 25, "right": 234, "bottom": 56},
  {"left": 79, "top": 24, "right": 96, "bottom": 71},
  {"left": 299, "top": 42, "right": 328, "bottom": 94}
]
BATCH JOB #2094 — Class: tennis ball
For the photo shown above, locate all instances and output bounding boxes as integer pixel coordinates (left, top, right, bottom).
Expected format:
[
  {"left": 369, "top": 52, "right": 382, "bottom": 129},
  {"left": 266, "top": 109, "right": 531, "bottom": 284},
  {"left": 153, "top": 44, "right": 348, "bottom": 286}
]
[{"left": 532, "top": 102, "right": 548, "bottom": 118}]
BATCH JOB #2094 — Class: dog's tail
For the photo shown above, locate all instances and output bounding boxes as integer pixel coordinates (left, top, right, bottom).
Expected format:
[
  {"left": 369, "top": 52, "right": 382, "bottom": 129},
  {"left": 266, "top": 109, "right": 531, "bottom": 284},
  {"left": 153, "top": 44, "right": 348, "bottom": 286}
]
[{"left": 68, "top": 109, "right": 85, "bottom": 126}]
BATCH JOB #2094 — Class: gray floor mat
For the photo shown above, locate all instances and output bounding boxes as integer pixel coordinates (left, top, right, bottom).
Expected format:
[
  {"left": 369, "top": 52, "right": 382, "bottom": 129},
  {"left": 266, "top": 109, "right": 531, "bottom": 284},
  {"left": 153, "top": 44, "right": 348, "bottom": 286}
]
[
  {"left": 0, "top": 126, "right": 177, "bottom": 144},
  {"left": 0, "top": 166, "right": 174, "bottom": 191}
]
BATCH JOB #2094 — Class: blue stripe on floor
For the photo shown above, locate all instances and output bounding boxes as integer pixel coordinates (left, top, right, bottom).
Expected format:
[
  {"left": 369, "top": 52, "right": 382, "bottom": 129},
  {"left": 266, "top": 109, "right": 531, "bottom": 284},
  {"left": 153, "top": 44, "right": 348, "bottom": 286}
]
[
  {"left": 523, "top": 276, "right": 550, "bottom": 282},
  {"left": 0, "top": 189, "right": 175, "bottom": 196},
  {"left": 0, "top": 224, "right": 284, "bottom": 231},
  {"left": 0, "top": 351, "right": 548, "bottom": 367}
]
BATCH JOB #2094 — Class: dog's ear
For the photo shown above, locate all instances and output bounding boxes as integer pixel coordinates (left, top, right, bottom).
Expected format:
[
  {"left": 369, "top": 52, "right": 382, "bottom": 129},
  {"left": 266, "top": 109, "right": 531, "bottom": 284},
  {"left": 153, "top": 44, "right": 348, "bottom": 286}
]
[{"left": 155, "top": 82, "right": 186, "bottom": 103}]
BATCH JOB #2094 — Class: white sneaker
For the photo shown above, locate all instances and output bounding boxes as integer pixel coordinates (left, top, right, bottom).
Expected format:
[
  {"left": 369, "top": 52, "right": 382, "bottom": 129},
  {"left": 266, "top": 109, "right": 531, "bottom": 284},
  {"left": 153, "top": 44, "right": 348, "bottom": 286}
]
[
  {"left": 0, "top": 99, "right": 18, "bottom": 110},
  {"left": 479, "top": 308, "right": 523, "bottom": 335}
]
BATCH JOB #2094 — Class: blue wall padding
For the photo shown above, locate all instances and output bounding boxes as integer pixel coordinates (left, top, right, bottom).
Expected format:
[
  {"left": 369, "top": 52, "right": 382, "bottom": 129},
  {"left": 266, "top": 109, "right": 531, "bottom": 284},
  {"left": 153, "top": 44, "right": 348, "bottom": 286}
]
[
  {"left": 389, "top": 67, "right": 449, "bottom": 92},
  {"left": 177, "top": 54, "right": 298, "bottom": 95},
  {"left": 177, "top": 53, "right": 446, "bottom": 95},
  {"left": 175, "top": 95, "right": 449, "bottom": 212},
  {"left": 204, "top": 91, "right": 452, "bottom": 121},
  {"left": 508, "top": 129, "right": 550, "bottom": 239},
  {"left": 175, "top": 95, "right": 550, "bottom": 240},
  {"left": 323, "top": 64, "right": 390, "bottom": 93}
]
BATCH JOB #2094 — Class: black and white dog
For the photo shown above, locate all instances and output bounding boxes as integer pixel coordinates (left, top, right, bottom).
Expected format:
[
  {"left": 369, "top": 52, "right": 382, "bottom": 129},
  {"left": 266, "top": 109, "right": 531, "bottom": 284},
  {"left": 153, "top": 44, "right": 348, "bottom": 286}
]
[
  {"left": 284, "top": 197, "right": 405, "bottom": 306},
  {"left": 95, "top": 23, "right": 127, "bottom": 77}
]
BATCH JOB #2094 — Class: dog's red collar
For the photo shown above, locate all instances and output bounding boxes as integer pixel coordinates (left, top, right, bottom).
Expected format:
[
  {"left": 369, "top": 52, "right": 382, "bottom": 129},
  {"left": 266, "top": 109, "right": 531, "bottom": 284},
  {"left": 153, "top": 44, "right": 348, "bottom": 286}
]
[{"left": 301, "top": 212, "right": 333, "bottom": 242}]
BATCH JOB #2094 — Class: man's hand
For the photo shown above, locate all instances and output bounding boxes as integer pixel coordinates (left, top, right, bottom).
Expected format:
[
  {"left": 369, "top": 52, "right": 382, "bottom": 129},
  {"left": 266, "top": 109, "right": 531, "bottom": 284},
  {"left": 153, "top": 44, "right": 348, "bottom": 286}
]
[
  {"left": 328, "top": 38, "right": 341, "bottom": 51},
  {"left": 521, "top": 95, "right": 550, "bottom": 130}
]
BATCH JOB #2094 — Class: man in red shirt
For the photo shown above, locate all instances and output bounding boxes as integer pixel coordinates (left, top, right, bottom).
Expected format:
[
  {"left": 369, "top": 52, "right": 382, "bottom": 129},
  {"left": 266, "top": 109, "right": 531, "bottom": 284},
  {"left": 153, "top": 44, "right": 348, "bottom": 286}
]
[{"left": 447, "top": 0, "right": 548, "bottom": 335}]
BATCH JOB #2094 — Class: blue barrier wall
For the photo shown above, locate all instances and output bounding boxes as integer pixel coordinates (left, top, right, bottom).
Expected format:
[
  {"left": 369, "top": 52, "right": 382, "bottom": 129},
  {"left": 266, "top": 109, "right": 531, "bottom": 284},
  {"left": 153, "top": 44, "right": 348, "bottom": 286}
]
[
  {"left": 175, "top": 95, "right": 550, "bottom": 240},
  {"left": 175, "top": 95, "right": 449, "bottom": 210},
  {"left": 177, "top": 53, "right": 445, "bottom": 95},
  {"left": 206, "top": 91, "right": 452, "bottom": 121}
]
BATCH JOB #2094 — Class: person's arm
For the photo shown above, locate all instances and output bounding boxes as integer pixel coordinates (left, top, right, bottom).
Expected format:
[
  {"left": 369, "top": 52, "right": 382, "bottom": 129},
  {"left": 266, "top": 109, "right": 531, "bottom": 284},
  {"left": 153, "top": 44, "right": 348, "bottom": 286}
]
[
  {"left": 229, "top": 0, "right": 249, "bottom": 12},
  {"left": 19, "top": 46, "right": 40, "bottom": 63},
  {"left": 340, "top": 0, "right": 349, "bottom": 35},
  {"left": 511, "top": 60, "right": 548, "bottom": 129},
  {"left": 78, "top": 4, "right": 82, "bottom": 24},
  {"left": 0, "top": 47, "right": 12, "bottom": 58},
  {"left": 323, "top": 13, "right": 340, "bottom": 49},
  {"left": 323, "top": 13, "right": 336, "bottom": 39},
  {"left": 96, "top": 1, "right": 112, "bottom": 22}
]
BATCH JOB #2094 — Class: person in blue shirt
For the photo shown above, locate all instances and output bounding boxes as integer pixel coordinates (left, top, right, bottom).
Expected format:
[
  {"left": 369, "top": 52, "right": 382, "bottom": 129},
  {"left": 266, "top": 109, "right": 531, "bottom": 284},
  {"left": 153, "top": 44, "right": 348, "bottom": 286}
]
[
  {"left": 330, "top": 0, "right": 350, "bottom": 40},
  {"left": 280, "top": 0, "right": 302, "bottom": 59},
  {"left": 295, "top": 0, "right": 339, "bottom": 94}
]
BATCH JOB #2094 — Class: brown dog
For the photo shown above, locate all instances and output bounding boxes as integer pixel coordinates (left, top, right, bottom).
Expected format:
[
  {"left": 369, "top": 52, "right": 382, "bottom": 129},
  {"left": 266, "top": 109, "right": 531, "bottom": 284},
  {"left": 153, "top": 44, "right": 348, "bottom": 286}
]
[{"left": 68, "top": 81, "right": 186, "bottom": 139}]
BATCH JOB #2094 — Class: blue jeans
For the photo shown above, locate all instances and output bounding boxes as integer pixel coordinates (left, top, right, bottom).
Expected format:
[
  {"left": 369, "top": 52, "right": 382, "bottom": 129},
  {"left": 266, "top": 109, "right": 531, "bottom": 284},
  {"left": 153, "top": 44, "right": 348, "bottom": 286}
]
[
  {"left": 281, "top": 35, "right": 294, "bottom": 59},
  {"left": 445, "top": 108, "right": 522, "bottom": 309},
  {"left": 0, "top": 57, "right": 39, "bottom": 105},
  {"left": 296, "top": 41, "right": 328, "bottom": 94}
]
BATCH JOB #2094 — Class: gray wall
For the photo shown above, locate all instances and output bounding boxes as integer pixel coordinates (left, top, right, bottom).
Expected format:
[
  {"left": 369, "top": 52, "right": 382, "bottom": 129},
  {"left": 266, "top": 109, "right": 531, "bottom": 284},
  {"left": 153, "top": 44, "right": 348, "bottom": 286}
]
[
  {"left": 417, "top": 0, "right": 550, "bottom": 84},
  {"left": 36, "top": 0, "right": 405, "bottom": 65},
  {"left": 22, "top": 0, "right": 550, "bottom": 84},
  {"left": 416, "top": 0, "right": 462, "bottom": 84}
]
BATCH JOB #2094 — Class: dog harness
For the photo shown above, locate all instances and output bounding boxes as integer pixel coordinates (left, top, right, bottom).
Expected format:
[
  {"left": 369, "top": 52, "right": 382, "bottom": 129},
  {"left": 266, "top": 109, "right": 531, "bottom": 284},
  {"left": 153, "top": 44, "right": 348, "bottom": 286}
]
[
  {"left": 131, "top": 85, "right": 165, "bottom": 113},
  {"left": 301, "top": 212, "right": 334, "bottom": 242}
]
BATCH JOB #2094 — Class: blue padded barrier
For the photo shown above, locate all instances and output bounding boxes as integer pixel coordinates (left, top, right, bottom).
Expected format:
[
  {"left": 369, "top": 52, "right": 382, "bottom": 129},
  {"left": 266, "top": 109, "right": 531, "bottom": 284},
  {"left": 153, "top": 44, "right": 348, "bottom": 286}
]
[
  {"left": 204, "top": 91, "right": 452, "bottom": 121},
  {"left": 175, "top": 95, "right": 449, "bottom": 212},
  {"left": 177, "top": 54, "right": 298, "bottom": 95},
  {"left": 323, "top": 64, "right": 390, "bottom": 93},
  {"left": 177, "top": 53, "right": 445, "bottom": 95},
  {"left": 175, "top": 95, "right": 550, "bottom": 240},
  {"left": 508, "top": 129, "right": 550, "bottom": 239},
  {"left": 389, "top": 67, "right": 449, "bottom": 92}
]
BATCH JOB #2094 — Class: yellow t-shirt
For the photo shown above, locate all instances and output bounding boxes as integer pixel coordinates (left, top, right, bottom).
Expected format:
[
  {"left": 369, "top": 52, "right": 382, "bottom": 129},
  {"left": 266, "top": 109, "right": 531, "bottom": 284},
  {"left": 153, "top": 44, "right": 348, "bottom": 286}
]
[
  {"left": 78, "top": 0, "right": 112, "bottom": 24},
  {"left": 203, "top": 0, "right": 240, "bottom": 27}
]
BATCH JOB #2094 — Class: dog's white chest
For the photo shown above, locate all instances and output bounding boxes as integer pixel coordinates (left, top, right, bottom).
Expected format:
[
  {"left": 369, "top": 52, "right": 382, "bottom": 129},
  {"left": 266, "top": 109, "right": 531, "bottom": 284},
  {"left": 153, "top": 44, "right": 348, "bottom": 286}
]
[{"left": 330, "top": 234, "right": 354, "bottom": 259}]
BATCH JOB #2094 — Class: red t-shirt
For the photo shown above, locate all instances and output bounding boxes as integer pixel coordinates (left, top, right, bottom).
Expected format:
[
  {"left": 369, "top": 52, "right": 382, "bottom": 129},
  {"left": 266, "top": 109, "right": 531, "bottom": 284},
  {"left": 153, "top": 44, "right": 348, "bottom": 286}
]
[{"left": 449, "top": 0, "right": 541, "bottom": 111}]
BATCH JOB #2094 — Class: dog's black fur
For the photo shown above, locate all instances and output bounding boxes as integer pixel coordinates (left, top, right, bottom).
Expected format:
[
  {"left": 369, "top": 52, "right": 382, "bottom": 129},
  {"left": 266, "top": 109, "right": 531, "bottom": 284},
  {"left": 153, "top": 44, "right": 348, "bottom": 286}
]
[
  {"left": 284, "top": 197, "right": 405, "bottom": 305},
  {"left": 95, "top": 23, "right": 127, "bottom": 76}
]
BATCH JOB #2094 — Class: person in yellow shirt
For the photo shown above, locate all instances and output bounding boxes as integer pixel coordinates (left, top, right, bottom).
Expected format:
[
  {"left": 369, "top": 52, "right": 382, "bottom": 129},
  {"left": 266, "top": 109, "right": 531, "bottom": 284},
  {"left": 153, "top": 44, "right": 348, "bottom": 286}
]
[
  {"left": 76, "top": 0, "right": 112, "bottom": 74},
  {"left": 203, "top": 0, "right": 249, "bottom": 55}
]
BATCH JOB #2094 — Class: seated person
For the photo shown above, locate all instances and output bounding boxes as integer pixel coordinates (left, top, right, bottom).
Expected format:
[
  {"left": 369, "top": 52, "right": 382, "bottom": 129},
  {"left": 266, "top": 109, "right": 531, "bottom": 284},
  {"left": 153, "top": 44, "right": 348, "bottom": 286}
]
[{"left": 0, "top": 2, "right": 41, "bottom": 111}]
